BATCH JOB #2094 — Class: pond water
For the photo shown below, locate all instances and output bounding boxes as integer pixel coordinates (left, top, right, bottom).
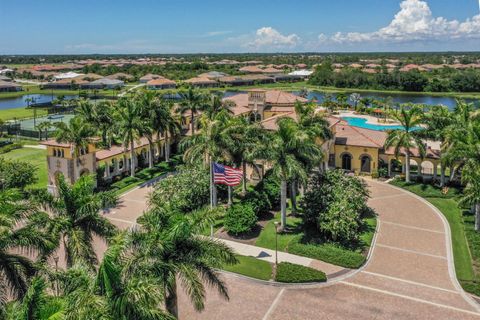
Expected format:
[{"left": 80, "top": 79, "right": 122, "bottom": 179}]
[
  {"left": 0, "top": 94, "right": 77, "bottom": 110},
  {"left": 303, "top": 91, "right": 479, "bottom": 110}
]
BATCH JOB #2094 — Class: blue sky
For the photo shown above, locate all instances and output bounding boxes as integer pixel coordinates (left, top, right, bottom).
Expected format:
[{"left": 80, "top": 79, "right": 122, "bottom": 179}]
[{"left": 1, "top": 0, "right": 480, "bottom": 54}]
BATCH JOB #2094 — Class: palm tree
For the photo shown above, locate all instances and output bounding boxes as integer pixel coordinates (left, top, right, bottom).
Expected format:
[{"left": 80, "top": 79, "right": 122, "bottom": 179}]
[
  {"left": 384, "top": 106, "right": 425, "bottom": 183},
  {"left": 421, "top": 105, "right": 454, "bottom": 186},
  {"left": 178, "top": 88, "right": 207, "bottom": 135},
  {"left": 35, "top": 122, "right": 52, "bottom": 141},
  {"left": 180, "top": 110, "right": 235, "bottom": 206},
  {"left": 76, "top": 99, "right": 116, "bottom": 148},
  {"left": 227, "top": 116, "right": 266, "bottom": 194},
  {"left": 34, "top": 174, "right": 117, "bottom": 269},
  {"left": 5, "top": 276, "right": 64, "bottom": 320},
  {"left": 54, "top": 117, "right": 95, "bottom": 157},
  {"left": 261, "top": 118, "right": 322, "bottom": 228},
  {"left": 128, "top": 206, "right": 237, "bottom": 319},
  {"left": 115, "top": 97, "right": 147, "bottom": 177},
  {"left": 0, "top": 191, "right": 52, "bottom": 302},
  {"left": 349, "top": 93, "right": 361, "bottom": 110}
]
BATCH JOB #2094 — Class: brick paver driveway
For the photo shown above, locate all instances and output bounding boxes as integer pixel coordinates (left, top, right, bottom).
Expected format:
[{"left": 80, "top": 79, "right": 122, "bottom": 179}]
[{"left": 110, "top": 179, "right": 480, "bottom": 319}]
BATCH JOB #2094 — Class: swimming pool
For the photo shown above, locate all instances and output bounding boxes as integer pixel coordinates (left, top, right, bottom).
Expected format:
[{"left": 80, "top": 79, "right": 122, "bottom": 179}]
[{"left": 341, "top": 117, "right": 408, "bottom": 131}]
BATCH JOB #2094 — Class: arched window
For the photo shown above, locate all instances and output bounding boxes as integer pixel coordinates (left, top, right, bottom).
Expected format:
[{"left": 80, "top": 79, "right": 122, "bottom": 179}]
[
  {"left": 341, "top": 153, "right": 352, "bottom": 171},
  {"left": 360, "top": 155, "right": 372, "bottom": 173}
]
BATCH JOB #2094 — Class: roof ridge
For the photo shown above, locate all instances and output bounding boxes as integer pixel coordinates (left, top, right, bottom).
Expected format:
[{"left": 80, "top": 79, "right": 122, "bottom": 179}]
[{"left": 348, "top": 125, "right": 384, "bottom": 148}]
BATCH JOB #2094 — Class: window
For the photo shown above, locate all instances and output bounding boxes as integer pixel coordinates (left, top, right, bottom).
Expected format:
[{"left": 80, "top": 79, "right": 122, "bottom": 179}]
[{"left": 341, "top": 153, "right": 352, "bottom": 171}]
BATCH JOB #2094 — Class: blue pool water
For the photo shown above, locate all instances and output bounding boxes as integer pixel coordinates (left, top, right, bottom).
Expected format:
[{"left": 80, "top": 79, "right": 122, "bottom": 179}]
[{"left": 341, "top": 117, "right": 409, "bottom": 131}]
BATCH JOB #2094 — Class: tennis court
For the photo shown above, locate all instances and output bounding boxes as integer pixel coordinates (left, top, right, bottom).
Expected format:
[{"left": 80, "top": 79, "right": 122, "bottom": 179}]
[{"left": 18, "top": 114, "right": 75, "bottom": 130}]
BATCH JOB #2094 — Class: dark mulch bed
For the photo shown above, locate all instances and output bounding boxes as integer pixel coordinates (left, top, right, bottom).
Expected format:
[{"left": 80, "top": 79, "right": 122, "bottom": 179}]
[{"left": 215, "top": 212, "right": 274, "bottom": 245}]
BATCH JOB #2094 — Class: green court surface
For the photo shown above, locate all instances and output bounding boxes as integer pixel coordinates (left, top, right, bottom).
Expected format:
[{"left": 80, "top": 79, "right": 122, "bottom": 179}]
[{"left": 17, "top": 114, "right": 74, "bottom": 130}]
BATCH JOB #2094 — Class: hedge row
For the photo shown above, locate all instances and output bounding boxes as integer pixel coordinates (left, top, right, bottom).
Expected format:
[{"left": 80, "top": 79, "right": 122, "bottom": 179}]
[
  {"left": 275, "top": 262, "right": 326, "bottom": 283},
  {"left": 287, "top": 238, "right": 366, "bottom": 269},
  {"left": 0, "top": 143, "right": 23, "bottom": 154}
]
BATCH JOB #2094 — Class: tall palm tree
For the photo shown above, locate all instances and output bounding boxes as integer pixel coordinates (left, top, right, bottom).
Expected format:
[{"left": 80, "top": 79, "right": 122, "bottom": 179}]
[
  {"left": 261, "top": 118, "right": 322, "bottom": 228},
  {"left": 349, "top": 93, "right": 361, "bottom": 110},
  {"left": 178, "top": 88, "right": 207, "bottom": 135},
  {"left": 180, "top": 110, "right": 235, "bottom": 206},
  {"left": 227, "top": 117, "right": 268, "bottom": 193},
  {"left": 421, "top": 105, "right": 454, "bottom": 186},
  {"left": 0, "top": 191, "right": 52, "bottom": 302},
  {"left": 128, "top": 206, "right": 237, "bottom": 319},
  {"left": 76, "top": 99, "right": 116, "bottom": 148},
  {"left": 54, "top": 117, "right": 95, "bottom": 157},
  {"left": 115, "top": 98, "right": 147, "bottom": 177},
  {"left": 384, "top": 106, "right": 425, "bottom": 183},
  {"left": 34, "top": 174, "right": 117, "bottom": 269}
]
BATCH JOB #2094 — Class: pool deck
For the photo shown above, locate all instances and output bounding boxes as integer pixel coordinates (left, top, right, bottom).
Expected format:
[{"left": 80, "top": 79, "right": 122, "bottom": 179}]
[{"left": 338, "top": 111, "right": 401, "bottom": 126}]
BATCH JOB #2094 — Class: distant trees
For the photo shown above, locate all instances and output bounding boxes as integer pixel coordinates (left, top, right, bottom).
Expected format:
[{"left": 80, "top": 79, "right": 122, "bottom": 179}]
[{"left": 308, "top": 67, "right": 480, "bottom": 93}]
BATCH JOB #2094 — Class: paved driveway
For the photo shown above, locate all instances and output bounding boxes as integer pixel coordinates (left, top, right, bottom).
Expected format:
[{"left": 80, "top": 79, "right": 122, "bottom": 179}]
[{"left": 110, "top": 179, "right": 480, "bottom": 319}]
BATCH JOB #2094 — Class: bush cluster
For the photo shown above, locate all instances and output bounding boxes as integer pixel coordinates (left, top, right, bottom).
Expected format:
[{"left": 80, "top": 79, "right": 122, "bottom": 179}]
[
  {"left": 254, "top": 170, "right": 281, "bottom": 208},
  {"left": 300, "top": 170, "right": 370, "bottom": 244},
  {"left": 0, "top": 143, "right": 23, "bottom": 154},
  {"left": 274, "top": 262, "right": 326, "bottom": 283},
  {"left": 224, "top": 203, "right": 257, "bottom": 235}
]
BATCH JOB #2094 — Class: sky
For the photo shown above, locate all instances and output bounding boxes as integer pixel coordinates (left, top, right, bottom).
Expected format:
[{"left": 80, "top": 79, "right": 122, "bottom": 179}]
[{"left": 1, "top": 0, "right": 480, "bottom": 54}]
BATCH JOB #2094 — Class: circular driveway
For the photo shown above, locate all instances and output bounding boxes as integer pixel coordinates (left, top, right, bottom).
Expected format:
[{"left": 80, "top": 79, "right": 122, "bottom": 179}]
[{"left": 176, "top": 180, "right": 480, "bottom": 319}]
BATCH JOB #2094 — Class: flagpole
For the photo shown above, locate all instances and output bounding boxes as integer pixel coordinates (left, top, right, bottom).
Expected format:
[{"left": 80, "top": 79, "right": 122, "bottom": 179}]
[{"left": 210, "top": 160, "right": 214, "bottom": 237}]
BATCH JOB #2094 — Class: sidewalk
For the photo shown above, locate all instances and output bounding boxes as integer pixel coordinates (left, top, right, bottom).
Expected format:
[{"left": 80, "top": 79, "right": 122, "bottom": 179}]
[{"left": 217, "top": 238, "right": 346, "bottom": 277}]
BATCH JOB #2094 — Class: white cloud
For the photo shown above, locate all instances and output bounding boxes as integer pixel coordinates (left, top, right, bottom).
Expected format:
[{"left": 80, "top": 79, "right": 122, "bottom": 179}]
[
  {"left": 322, "top": 0, "right": 480, "bottom": 44},
  {"left": 247, "top": 27, "right": 300, "bottom": 49}
]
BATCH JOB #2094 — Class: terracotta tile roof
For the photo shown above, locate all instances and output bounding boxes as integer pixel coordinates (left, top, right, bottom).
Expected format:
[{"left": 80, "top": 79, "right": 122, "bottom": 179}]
[
  {"left": 335, "top": 124, "right": 387, "bottom": 148},
  {"left": 147, "top": 78, "right": 176, "bottom": 86},
  {"left": 184, "top": 77, "right": 217, "bottom": 85},
  {"left": 262, "top": 67, "right": 282, "bottom": 74},
  {"left": 140, "top": 74, "right": 164, "bottom": 81},
  {"left": 239, "top": 66, "right": 264, "bottom": 73},
  {"left": 265, "top": 90, "right": 307, "bottom": 104},
  {"left": 384, "top": 146, "right": 440, "bottom": 159},
  {"left": 95, "top": 137, "right": 151, "bottom": 160},
  {"left": 260, "top": 112, "right": 297, "bottom": 131}
]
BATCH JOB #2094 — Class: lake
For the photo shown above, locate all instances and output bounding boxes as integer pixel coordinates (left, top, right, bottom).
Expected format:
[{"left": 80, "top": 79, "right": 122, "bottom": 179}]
[
  {"left": 303, "top": 91, "right": 479, "bottom": 110},
  {"left": 0, "top": 90, "right": 478, "bottom": 111},
  {"left": 0, "top": 94, "right": 78, "bottom": 110}
]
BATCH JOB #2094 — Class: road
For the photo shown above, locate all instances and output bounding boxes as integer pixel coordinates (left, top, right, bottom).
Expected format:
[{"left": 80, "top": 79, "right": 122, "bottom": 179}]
[{"left": 109, "top": 179, "right": 480, "bottom": 319}]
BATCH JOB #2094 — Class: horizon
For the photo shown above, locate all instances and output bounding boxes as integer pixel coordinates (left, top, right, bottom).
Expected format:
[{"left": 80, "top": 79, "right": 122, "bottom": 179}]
[{"left": 2, "top": 0, "right": 480, "bottom": 54}]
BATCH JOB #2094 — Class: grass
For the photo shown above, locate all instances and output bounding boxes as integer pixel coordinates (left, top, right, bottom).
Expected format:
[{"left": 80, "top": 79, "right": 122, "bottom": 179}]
[
  {"left": 275, "top": 262, "right": 327, "bottom": 283},
  {"left": 254, "top": 213, "right": 374, "bottom": 269},
  {"left": 0, "top": 107, "right": 48, "bottom": 121},
  {"left": 1, "top": 147, "right": 47, "bottom": 189},
  {"left": 109, "top": 156, "right": 181, "bottom": 196},
  {"left": 223, "top": 255, "right": 272, "bottom": 281},
  {"left": 390, "top": 179, "right": 480, "bottom": 295}
]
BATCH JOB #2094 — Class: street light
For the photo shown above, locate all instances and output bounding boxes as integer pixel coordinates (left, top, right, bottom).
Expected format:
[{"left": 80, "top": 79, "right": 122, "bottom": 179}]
[{"left": 274, "top": 221, "right": 280, "bottom": 267}]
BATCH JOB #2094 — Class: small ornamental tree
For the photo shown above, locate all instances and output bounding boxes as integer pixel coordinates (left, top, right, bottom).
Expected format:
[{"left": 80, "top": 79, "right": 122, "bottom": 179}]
[
  {"left": 244, "top": 190, "right": 271, "bottom": 216},
  {"left": 224, "top": 203, "right": 257, "bottom": 235},
  {"left": 149, "top": 164, "right": 209, "bottom": 213},
  {"left": 300, "top": 170, "right": 370, "bottom": 244}
]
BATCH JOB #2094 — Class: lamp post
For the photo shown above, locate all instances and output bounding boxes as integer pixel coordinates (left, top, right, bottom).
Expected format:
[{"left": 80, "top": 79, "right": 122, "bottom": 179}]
[{"left": 274, "top": 221, "right": 280, "bottom": 267}]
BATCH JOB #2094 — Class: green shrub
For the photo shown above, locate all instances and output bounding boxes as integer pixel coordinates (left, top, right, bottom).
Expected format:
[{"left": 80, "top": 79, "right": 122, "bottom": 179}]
[
  {"left": 275, "top": 262, "right": 326, "bottom": 283},
  {"left": 0, "top": 143, "right": 23, "bottom": 154},
  {"left": 288, "top": 239, "right": 366, "bottom": 269},
  {"left": 254, "top": 170, "right": 280, "bottom": 207},
  {"left": 244, "top": 190, "right": 271, "bottom": 215},
  {"left": 0, "top": 157, "right": 37, "bottom": 190},
  {"left": 224, "top": 203, "right": 257, "bottom": 235}
]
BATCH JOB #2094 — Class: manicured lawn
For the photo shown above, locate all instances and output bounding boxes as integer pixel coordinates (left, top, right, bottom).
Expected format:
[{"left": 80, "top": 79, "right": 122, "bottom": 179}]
[
  {"left": 109, "top": 156, "right": 181, "bottom": 195},
  {"left": 1, "top": 147, "right": 47, "bottom": 189},
  {"left": 255, "top": 213, "right": 373, "bottom": 269},
  {"left": 223, "top": 255, "right": 272, "bottom": 281},
  {"left": 390, "top": 180, "right": 480, "bottom": 295},
  {"left": 275, "top": 262, "right": 326, "bottom": 283},
  {"left": 0, "top": 107, "right": 48, "bottom": 121}
]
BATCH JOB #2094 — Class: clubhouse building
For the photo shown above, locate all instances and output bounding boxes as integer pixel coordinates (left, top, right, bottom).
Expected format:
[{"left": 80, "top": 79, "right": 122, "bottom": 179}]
[{"left": 41, "top": 89, "right": 443, "bottom": 193}]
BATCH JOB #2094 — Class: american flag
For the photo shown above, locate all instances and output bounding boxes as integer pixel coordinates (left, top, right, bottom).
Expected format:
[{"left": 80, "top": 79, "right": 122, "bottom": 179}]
[{"left": 213, "top": 163, "right": 243, "bottom": 186}]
